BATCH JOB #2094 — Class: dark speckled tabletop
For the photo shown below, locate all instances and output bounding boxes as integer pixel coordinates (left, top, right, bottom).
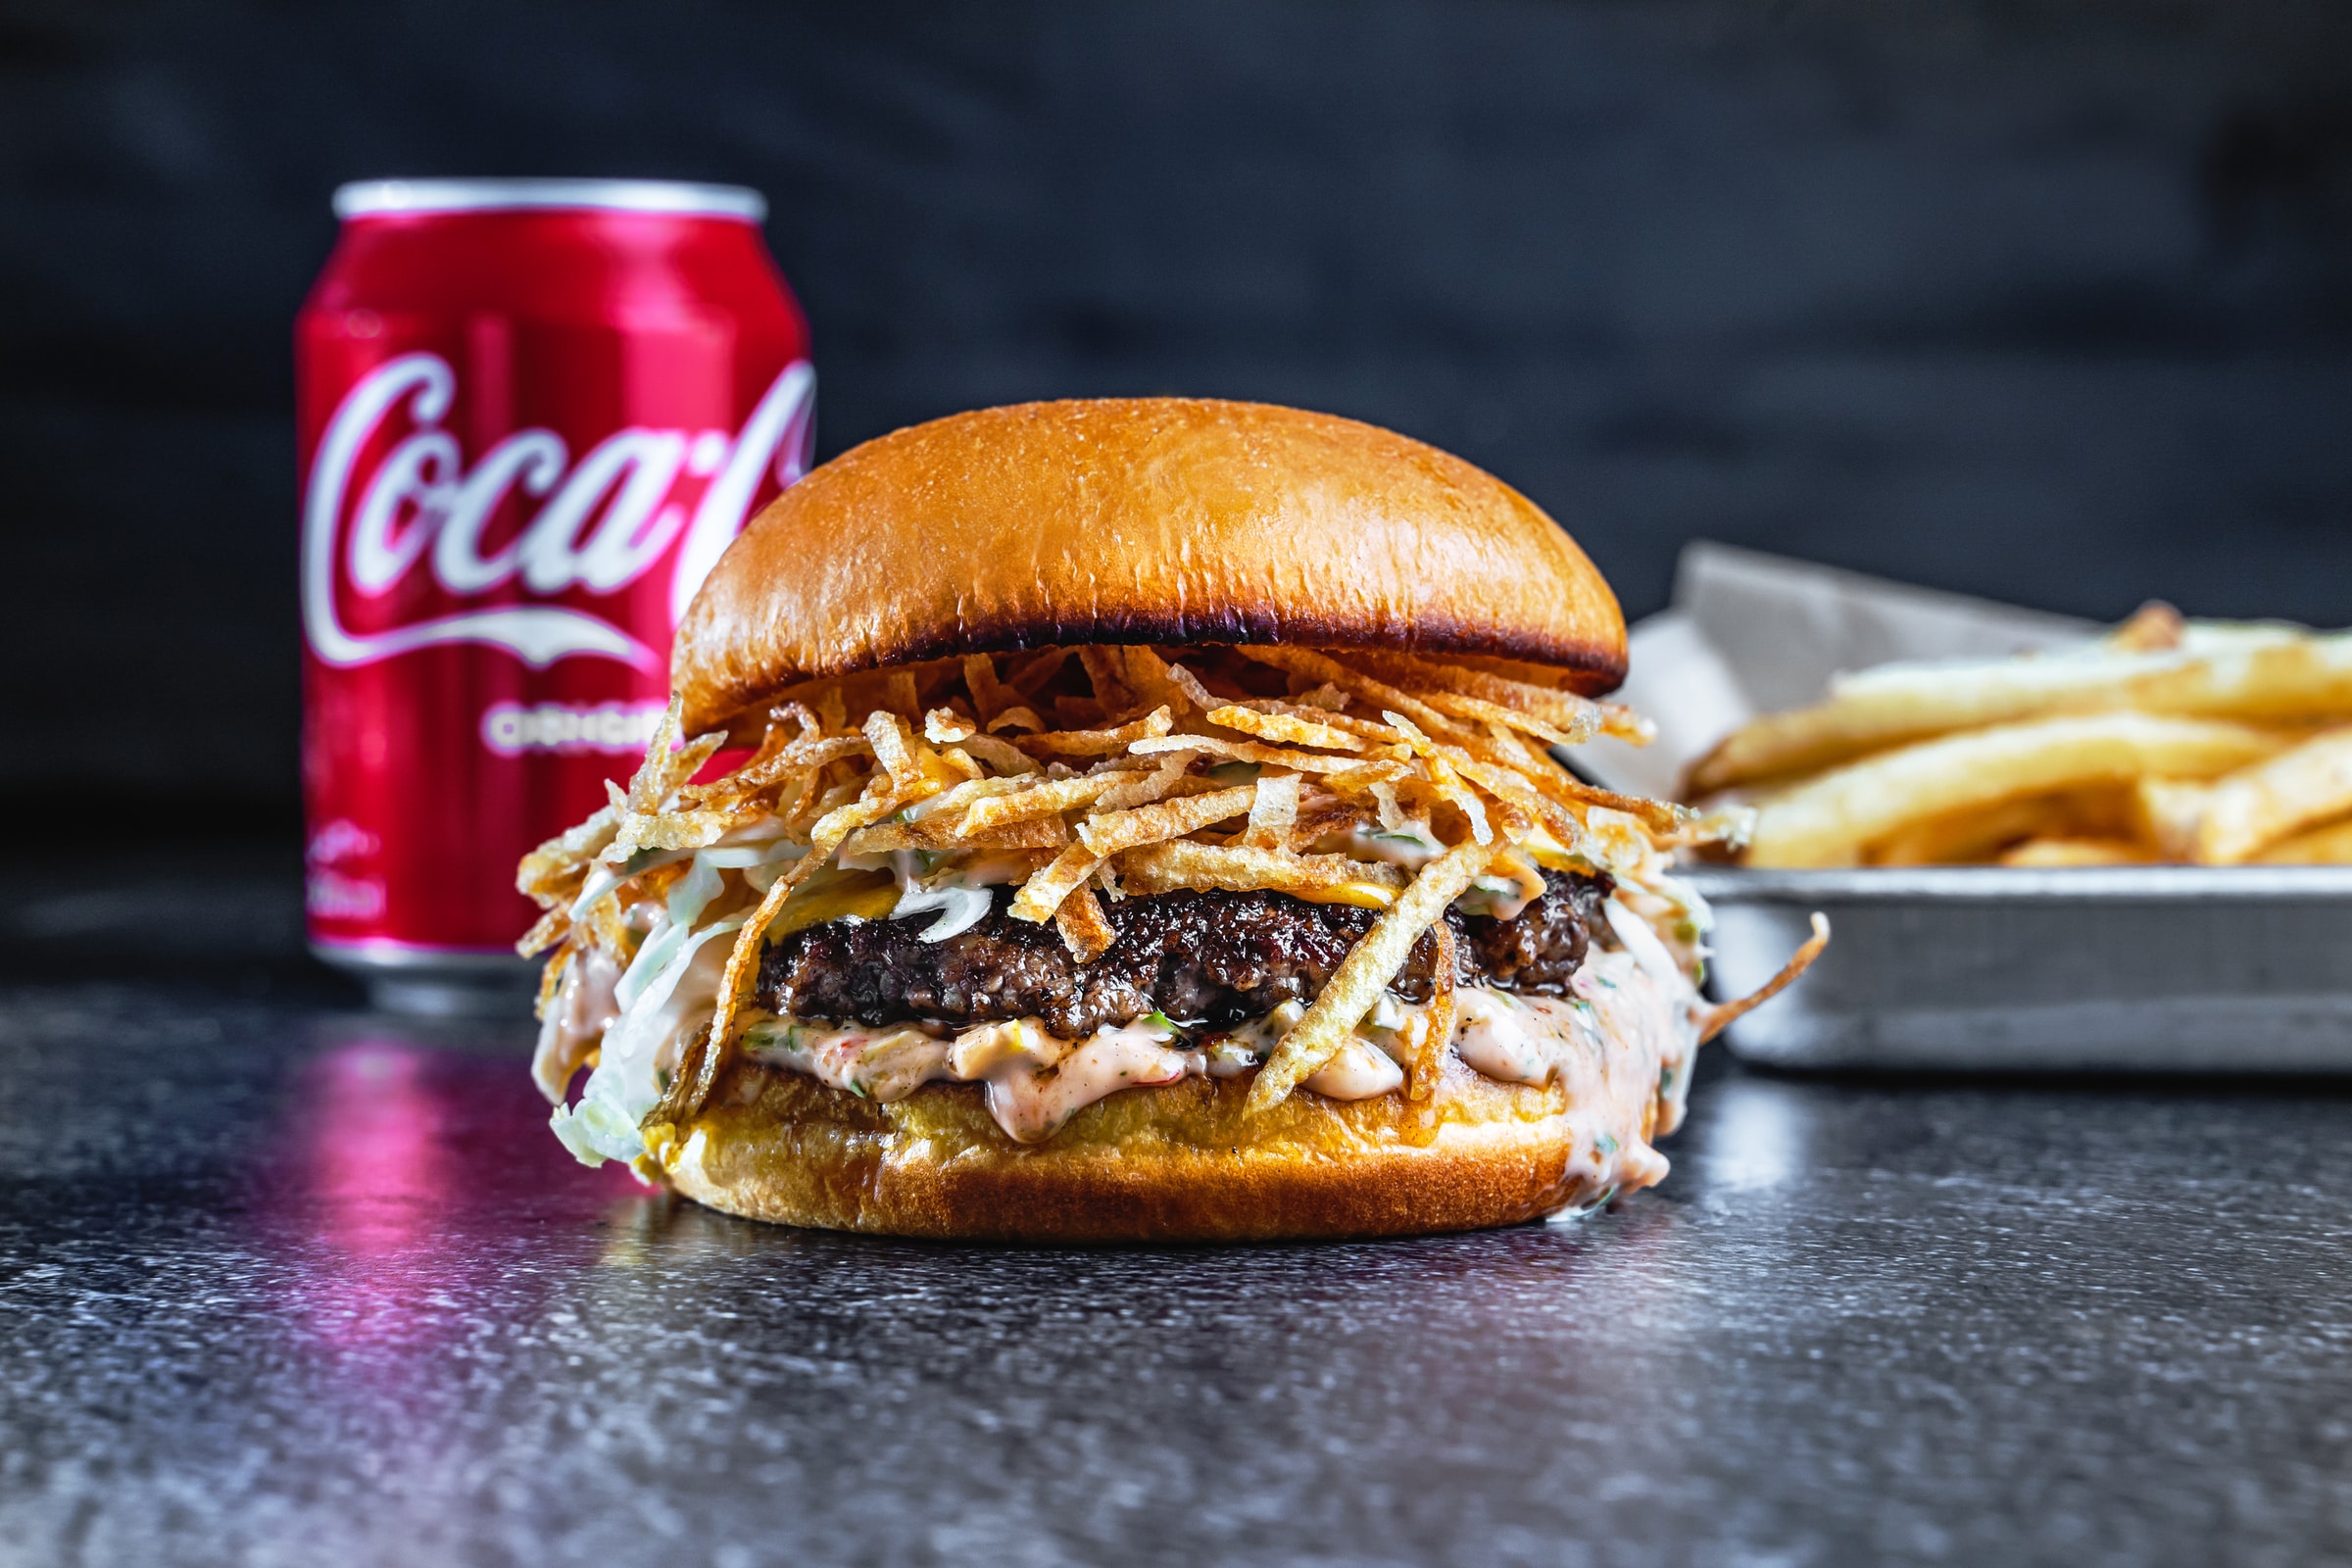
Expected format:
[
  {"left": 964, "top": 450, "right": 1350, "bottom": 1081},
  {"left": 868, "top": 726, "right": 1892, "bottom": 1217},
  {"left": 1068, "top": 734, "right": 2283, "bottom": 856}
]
[{"left": 2, "top": 841, "right": 2349, "bottom": 1567}]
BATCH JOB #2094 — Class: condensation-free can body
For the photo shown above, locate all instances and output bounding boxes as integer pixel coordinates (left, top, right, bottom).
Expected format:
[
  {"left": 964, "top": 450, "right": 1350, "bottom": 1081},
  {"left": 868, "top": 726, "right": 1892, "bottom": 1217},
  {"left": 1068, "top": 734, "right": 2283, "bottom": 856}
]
[{"left": 297, "top": 179, "right": 812, "bottom": 1013}]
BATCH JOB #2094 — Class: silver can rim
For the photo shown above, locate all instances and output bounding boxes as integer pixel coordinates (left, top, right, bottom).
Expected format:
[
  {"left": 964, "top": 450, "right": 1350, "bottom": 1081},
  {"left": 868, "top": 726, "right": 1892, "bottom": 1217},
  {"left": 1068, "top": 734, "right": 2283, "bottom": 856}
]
[{"left": 333, "top": 178, "right": 766, "bottom": 222}]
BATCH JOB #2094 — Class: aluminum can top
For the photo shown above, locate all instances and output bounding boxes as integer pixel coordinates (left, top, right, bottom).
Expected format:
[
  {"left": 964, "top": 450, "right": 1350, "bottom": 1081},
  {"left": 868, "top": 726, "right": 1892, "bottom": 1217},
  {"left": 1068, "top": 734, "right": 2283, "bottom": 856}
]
[{"left": 333, "top": 178, "right": 766, "bottom": 222}]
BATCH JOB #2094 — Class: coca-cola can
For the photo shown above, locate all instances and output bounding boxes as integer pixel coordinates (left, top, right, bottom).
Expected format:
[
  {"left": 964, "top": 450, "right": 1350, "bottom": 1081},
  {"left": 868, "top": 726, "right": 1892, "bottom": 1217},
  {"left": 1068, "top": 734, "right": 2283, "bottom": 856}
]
[{"left": 297, "top": 178, "right": 813, "bottom": 1014}]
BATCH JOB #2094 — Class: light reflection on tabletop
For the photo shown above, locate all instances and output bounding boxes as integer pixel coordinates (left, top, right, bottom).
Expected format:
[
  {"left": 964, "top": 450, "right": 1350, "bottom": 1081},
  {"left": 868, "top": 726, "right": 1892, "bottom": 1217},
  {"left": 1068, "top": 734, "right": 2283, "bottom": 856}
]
[{"left": 3, "top": 986, "right": 2349, "bottom": 1566}]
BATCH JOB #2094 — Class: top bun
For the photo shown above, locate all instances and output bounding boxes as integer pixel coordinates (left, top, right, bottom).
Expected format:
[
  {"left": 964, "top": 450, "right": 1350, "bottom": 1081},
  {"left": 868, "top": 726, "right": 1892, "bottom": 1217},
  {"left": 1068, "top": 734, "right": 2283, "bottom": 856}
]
[{"left": 673, "top": 398, "right": 1625, "bottom": 731}]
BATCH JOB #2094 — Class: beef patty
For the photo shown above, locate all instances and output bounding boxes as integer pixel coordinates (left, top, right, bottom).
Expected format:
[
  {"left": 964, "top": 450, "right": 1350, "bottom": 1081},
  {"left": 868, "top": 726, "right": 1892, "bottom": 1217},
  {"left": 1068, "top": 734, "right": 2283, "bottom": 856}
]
[{"left": 756, "top": 868, "right": 1613, "bottom": 1039}]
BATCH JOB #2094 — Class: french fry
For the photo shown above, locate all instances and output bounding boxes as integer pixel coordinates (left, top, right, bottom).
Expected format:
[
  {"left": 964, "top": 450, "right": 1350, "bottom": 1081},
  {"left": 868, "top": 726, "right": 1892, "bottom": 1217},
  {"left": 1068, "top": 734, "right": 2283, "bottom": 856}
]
[
  {"left": 1428, "top": 755, "right": 1585, "bottom": 849},
  {"left": 1285, "top": 795, "right": 1374, "bottom": 852},
  {"left": 2104, "top": 601, "right": 2184, "bottom": 653},
  {"left": 2167, "top": 726, "right": 2352, "bottom": 863},
  {"left": 1998, "top": 838, "right": 2155, "bottom": 867},
  {"left": 2253, "top": 816, "right": 2352, "bottom": 864},
  {"left": 2132, "top": 777, "right": 2210, "bottom": 861},
  {"left": 1870, "top": 787, "right": 2136, "bottom": 866},
  {"left": 1380, "top": 711, "right": 1491, "bottom": 843},
  {"left": 1746, "top": 713, "right": 2286, "bottom": 868},
  {"left": 1691, "top": 630, "right": 2352, "bottom": 795},
  {"left": 1318, "top": 759, "right": 1414, "bottom": 793},
  {"left": 1386, "top": 713, "right": 1688, "bottom": 836},
  {"left": 1418, "top": 688, "right": 1585, "bottom": 747},
  {"left": 1294, "top": 681, "right": 1350, "bottom": 711},
  {"left": 710, "top": 733, "right": 872, "bottom": 798},
  {"left": 611, "top": 794, "right": 766, "bottom": 858},
  {"left": 1229, "top": 701, "right": 1406, "bottom": 743},
  {"left": 767, "top": 700, "right": 823, "bottom": 743},
  {"left": 919, "top": 773, "right": 1024, "bottom": 824},
  {"left": 620, "top": 697, "right": 688, "bottom": 810}
]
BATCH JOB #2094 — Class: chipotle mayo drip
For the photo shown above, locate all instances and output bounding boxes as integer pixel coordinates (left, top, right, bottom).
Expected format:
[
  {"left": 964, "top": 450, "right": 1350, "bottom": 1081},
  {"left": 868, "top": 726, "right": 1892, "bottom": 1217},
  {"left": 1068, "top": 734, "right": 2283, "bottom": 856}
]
[
  {"left": 739, "top": 940, "right": 1701, "bottom": 1198},
  {"left": 745, "top": 1015, "right": 1205, "bottom": 1145},
  {"left": 531, "top": 947, "right": 621, "bottom": 1101}
]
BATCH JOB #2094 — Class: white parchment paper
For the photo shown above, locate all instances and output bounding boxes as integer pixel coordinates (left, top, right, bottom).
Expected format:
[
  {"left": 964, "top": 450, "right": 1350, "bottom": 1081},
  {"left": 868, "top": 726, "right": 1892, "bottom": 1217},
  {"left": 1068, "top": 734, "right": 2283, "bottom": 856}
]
[{"left": 1568, "top": 542, "right": 2096, "bottom": 800}]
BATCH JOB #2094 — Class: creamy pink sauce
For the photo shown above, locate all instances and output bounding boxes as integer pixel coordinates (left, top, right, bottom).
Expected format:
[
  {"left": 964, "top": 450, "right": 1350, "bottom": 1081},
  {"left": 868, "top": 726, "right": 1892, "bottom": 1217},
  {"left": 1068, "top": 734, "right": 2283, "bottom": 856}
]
[
  {"left": 1451, "top": 951, "right": 1699, "bottom": 1193},
  {"left": 532, "top": 947, "right": 620, "bottom": 1101},
  {"left": 744, "top": 1015, "right": 1201, "bottom": 1144},
  {"left": 736, "top": 942, "right": 1701, "bottom": 1199}
]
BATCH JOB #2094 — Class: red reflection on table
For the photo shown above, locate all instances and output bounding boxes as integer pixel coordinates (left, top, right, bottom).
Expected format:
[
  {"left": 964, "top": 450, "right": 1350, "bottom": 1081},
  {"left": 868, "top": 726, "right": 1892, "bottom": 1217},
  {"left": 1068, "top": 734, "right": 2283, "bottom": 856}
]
[
  {"left": 264, "top": 1033, "right": 631, "bottom": 1362},
  {"left": 302, "top": 1040, "right": 452, "bottom": 1260}
]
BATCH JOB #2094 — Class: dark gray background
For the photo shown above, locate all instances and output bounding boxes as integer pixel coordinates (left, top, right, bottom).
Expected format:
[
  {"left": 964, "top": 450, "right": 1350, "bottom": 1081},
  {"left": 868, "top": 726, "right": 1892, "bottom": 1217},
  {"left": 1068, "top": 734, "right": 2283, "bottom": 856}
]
[{"left": 5, "top": 0, "right": 2350, "bottom": 816}]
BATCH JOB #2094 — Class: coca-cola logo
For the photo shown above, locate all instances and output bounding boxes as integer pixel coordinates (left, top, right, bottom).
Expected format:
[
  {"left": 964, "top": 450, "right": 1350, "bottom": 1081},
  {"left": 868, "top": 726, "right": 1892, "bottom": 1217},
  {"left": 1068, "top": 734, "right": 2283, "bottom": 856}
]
[{"left": 302, "top": 353, "right": 814, "bottom": 670}]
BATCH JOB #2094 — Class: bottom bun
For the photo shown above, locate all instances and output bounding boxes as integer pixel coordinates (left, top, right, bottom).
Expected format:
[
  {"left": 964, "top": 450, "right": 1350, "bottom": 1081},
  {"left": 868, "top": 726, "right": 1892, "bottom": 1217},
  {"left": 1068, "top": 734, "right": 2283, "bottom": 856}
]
[{"left": 660, "top": 1054, "right": 1658, "bottom": 1243}]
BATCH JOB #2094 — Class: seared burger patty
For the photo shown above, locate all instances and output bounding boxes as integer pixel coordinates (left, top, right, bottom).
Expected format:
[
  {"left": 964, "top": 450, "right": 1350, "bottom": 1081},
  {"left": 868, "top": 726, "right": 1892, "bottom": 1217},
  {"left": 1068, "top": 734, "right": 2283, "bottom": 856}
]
[{"left": 757, "top": 869, "right": 1613, "bottom": 1039}]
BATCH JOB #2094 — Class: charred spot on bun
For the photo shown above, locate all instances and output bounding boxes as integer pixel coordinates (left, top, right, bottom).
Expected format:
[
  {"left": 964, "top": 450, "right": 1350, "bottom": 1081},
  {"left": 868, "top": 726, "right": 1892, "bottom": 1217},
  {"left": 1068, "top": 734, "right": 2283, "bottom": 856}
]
[{"left": 518, "top": 398, "right": 1799, "bottom": 1243}]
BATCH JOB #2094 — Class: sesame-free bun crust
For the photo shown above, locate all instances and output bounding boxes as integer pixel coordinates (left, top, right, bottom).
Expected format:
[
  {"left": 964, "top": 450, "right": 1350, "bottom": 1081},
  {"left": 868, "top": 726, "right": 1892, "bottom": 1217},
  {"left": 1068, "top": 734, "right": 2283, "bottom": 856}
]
[
  {"left": 662, "top": 1056, "right": 1634, "bottom": 1243},
  {"left": 673, "top": 398, "right": 1626, "bottom": 732}
]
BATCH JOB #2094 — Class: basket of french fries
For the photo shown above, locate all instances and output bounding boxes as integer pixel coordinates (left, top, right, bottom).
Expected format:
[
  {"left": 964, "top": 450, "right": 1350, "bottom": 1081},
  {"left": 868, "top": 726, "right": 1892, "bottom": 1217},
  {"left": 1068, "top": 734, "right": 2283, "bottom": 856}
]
[
  {"left": 1696, "top": 602, "right": 2352, "bottom": 870},
  {"left": 1578, "top": 544, "right": 2352, "bottom": 1071}
]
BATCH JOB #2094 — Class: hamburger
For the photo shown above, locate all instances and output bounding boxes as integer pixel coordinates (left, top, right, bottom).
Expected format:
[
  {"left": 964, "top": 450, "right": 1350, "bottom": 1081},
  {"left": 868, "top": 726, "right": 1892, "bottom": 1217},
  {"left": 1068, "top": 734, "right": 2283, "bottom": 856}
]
[{"left": 518, "top": 398, "right": 1818, "bottom": 1242}]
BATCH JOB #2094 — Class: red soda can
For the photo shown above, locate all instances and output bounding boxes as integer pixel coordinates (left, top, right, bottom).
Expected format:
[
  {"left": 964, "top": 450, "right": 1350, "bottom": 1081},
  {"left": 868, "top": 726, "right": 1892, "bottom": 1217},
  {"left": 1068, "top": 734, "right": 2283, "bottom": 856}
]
[{"left": 297, "top": 179, "right": 813, "bottom": 1013}]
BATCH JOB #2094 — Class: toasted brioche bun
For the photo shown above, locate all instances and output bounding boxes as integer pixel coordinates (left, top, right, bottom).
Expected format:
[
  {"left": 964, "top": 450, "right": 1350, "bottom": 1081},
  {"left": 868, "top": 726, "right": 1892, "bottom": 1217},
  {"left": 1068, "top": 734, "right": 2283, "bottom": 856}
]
[
  {"left": 673, "top": 398, "right": 1625, "bottom": 732},
  {"left": 652, "top": 398, "right": 1643, "bottom": 1243},
  {"left": 663, "top": 1056, "right": 1636, "bottom": 1244}
]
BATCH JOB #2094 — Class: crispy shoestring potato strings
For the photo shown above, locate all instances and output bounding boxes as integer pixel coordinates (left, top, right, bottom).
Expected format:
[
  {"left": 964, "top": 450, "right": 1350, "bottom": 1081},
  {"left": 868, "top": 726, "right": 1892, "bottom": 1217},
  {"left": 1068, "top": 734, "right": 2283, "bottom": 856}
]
[{"left": 517, "top": 644, "right": 1766, "bottom": 1136}]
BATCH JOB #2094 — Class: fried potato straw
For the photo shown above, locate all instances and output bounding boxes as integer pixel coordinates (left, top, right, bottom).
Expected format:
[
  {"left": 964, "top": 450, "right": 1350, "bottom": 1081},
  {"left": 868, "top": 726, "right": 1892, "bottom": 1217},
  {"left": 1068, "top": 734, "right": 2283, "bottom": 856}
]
[
  {"left": 517, "top": 643, "right": 1760, "bottom": 1130},
  {"left": 1246, "top": 835, "right": 1498, "bottom": 1112},
  {"left": 1698, "top": 913, "right": 1830, "bottom": 1044}
]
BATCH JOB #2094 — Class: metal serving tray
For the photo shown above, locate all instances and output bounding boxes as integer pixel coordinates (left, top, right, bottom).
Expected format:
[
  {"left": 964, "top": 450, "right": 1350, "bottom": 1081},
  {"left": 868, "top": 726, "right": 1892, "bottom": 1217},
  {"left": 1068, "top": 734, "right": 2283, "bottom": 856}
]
[{"left": 1690, "top": 865, "right": 2352, "bottom": 1072}]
